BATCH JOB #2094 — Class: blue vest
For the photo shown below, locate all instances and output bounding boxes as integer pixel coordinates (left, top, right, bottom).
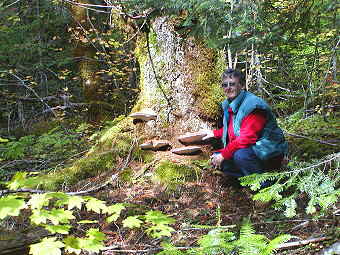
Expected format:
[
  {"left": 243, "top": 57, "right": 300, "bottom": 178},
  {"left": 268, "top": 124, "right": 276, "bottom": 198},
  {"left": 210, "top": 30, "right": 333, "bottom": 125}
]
[{"left": 221, "top": 90, "right": 288, "bottom": 160}]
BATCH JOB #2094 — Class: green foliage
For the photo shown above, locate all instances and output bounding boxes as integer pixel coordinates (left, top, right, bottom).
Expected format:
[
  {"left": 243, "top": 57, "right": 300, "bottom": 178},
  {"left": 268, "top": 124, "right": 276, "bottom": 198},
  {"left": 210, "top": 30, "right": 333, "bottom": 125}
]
[
  {"left": 0, "top": 195, "right": 26, "bottom": 219},
  {"left": 144, "top": 210, "right": 176, "bottom": 238},
  {"left": 157, "top": 242, "right": 184, "bottom": 255},
  {"left": 123, "top": 215, "right": 143, "bottom": 228},
  {"left": 7, "top": 172, "right": 40, "bottom": 190},
  {"left": 0, "top": 136, "right": 34, "bottom": 160},
  {"left": 29, "top": 237, "right": 65, "bottom": 255},
  {"left": 240, "top": 153, "right": 340, "bottom": 217},
  {"left": 123, "top": 210, "right": 176, "bottom": 238},
  {"left": 63, "top": 228, "right": 106, "bottom": 254},
  {"left": 106, "top": 203, "right": 127, "bottom": 223},
  {"left": 280, "top": 113, "right": 339, "bottom": 159},
  {"left": 158, "top": 221, "right": 290, "bottom": 255},
  {"left": 153, "top": 160, "right": 200, "bottom": 191},
  {"left": 195, "top": 228, "right": 235, "bottom": 254},
  {"left": 1, "top": 172, "right": 295, "bottom": 255},
  {"left": 0, "top": 173, "right": 178, "bottom": 254},
  {"left": 234, "top": 220, "right": 291, "bottom": 255}
]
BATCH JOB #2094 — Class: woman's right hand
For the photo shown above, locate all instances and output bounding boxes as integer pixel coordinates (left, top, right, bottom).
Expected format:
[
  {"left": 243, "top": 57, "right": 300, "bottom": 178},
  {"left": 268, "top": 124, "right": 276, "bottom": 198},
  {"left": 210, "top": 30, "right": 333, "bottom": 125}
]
[{"left": 200, "top": 129, "right": 215, "bottom": 141}]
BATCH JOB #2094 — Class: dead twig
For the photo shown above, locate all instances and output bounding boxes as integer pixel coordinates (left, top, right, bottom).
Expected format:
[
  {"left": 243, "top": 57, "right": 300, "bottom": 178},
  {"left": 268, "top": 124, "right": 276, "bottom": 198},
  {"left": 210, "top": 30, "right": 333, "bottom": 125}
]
[
  {"left": 0, "top": 174, "right": 118, "bottom": 197},
  {"left": 102, "top": 236, "right": 334, "bottom": 253},
  {"left": 102, "top": 246, "right": 195, "bottom": 254},
  {"left": 277, "top": 236, "right": 332, "bottom": 249},
  {"left": 284, "top": 131, "right": 339, "bottom": 147}
]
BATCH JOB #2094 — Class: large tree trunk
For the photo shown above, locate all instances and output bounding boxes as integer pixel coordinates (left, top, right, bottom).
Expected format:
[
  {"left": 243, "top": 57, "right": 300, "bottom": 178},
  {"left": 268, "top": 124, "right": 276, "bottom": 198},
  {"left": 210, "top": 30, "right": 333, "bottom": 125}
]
[{"left": 133, "top": 17, "right": 225, "bottom": 144}]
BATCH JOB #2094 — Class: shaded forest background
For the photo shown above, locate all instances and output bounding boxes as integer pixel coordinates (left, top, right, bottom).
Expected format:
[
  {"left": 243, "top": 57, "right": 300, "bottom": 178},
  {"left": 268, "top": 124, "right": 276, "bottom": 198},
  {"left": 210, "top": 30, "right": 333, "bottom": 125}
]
[{"left": 0, "top": 0, "right": 338, "bottom": 255}]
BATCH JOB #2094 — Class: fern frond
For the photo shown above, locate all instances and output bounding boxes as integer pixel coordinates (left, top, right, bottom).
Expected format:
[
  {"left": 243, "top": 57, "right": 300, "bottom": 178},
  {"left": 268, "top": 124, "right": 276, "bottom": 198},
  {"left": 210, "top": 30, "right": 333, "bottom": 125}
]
[
  {"left": 261, "top": 234, "right": 292, "bottom": 255},
  {"left": 240, "top": 172, "right": 280, "bottom": 191},
  {"left": 197, "top": 228, "right": 235, "bottom": 255},
  {"left": 235, "top": 221, "right": 268, "bottom": 255},
  {"left": 156, "top": 242, "right": 185, "bottom": 255},
  {"left": 253, "top": 184, "right": 284, "bottom": 202}
]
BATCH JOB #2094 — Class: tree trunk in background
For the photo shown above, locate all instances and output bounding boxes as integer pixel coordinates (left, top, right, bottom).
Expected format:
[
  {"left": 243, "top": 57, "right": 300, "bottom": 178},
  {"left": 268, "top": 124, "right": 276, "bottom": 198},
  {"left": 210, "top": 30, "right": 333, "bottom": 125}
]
[{"left": 70, "top": 0, "right": 103, "bottom": 122}]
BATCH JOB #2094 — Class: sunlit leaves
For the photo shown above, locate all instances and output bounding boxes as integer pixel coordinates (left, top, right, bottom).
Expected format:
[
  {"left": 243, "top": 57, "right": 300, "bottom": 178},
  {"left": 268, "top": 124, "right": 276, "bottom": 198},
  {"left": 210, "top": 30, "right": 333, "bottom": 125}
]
[
  {"left": 106, "top": 203, "right": 126, "bottom": 223},
  {"left": 7, "top": 172, "right": 28, "bottom": 190},
  {"left": 49, "top": 208, "right": 75, "bottom": 225},
  {"left": 64, "top": 236, "right": 82, "bottom": 255},
  {"left": 0, "top": 195, "right": 26, "bottom": 219},
  {"left": 52, "top": 193, "right": 84, "bottom": 210},
  {"left": 81, "top": 228, "right": 106, "bottom": 253},
  {"left": 30, "top": 208, "right": 75, "bottom": 225},
  {"left": 145, "top": 224, "right": 175, "bottom": 238},
  {"left": 44, "top": 224, "right": 72, "bottom": 234},
  {"left": 64, "top": 229, "right": 106, "bottom": 254},
  {"left": 30, "top": 209, "right": 50, "bottom": 225},
  {"left": 123, "top": 216, "right": 143, "bottom": 228},
  {"left": 144, "top": 211, "right": 176, "bottom": 238},
  {"left": 197, "top": 228, "right": 235, "bottom": 254},
  {"left": 283, "top": 198, "right": 297, "bottom": 218},
  {"left": 85, "top": 197, "right": 108, "bottom": 214},
  {"left": 144, "top": 210, "right": 175, "bottom": 225},
  {"left": 28, "top": 194, "right": 51, "bottom": 210},
  {"left": 240, "top": 154, "right": 340, "bottom": 217},
  {"left": 29, "top": 237, "right": 65, "bottom": 255},
  {"left": 67, "top": 196, "right": 85, "bottom": 210}
]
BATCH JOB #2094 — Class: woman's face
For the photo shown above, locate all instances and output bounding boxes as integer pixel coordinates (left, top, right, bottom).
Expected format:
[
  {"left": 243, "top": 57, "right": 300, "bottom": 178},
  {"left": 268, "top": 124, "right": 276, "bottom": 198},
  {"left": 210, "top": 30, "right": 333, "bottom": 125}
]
[{"left": 221, "top": 76, "right": 243, "bottom": 100}]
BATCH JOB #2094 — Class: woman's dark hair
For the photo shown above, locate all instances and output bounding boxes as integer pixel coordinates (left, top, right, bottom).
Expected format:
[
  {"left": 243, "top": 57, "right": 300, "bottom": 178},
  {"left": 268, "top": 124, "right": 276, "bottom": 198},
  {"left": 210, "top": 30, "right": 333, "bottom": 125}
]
[{"left": 221, "top": 68, "right": 245, "bottom": 85}]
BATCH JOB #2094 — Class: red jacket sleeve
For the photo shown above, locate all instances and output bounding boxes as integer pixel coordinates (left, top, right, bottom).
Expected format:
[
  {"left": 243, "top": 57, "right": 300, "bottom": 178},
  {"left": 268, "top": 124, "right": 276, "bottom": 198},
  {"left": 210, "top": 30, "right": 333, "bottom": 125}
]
[
  {"left": 219, "top": 110, "right": 267, "bottom": 159},
  {"left": 213, "top": 127, "right": 224, "bottom": 138}
]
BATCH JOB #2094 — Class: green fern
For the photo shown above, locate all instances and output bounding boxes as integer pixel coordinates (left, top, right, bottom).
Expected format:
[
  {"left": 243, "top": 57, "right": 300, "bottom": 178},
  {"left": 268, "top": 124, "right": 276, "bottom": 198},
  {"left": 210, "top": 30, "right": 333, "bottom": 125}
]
[
  {"left": 234, "top": 220, "right": 291, "bottom": 255},
  {"left": 0, "top": 135, "right": 34, "bottom": 160},
  {"left": 195, "top": 228, "right": 235, "bottom": 255},
  {"left": 158, "top": 220, "right": 291, "bottom": 255},
  {"left": 240, "top": 153, "right": 340, "bottom": 217},
  {"left": 157, "top": 242, "right": 186, "bottom": 255}
]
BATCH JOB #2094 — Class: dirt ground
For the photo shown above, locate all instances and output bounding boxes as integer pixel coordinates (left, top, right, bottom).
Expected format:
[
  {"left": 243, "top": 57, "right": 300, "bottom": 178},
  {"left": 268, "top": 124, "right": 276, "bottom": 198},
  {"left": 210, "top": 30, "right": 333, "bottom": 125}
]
[{"left": 77, "top": 151, "right": 339, "bottom": 255}]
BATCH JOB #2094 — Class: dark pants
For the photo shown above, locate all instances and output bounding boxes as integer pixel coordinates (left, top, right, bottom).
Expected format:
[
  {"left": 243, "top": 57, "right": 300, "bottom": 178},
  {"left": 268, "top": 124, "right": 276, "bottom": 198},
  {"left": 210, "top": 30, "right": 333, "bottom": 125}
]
[{"left": 218, "top": 147, "right": 282, "bottom": 178}]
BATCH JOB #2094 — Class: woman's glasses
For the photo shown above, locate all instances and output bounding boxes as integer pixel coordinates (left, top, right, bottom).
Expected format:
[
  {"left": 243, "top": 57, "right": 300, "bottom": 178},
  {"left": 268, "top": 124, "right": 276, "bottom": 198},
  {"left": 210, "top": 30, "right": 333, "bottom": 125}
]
[{"left": 221, "top": 82, "right": 237, "bottom": 88}]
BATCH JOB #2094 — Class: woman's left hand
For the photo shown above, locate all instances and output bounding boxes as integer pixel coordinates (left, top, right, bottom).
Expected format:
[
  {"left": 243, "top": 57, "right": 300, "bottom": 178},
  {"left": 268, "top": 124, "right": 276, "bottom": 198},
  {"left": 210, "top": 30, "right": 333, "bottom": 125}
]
[{"left": 210, "top": 153, "right": 224, "bottom": 168}]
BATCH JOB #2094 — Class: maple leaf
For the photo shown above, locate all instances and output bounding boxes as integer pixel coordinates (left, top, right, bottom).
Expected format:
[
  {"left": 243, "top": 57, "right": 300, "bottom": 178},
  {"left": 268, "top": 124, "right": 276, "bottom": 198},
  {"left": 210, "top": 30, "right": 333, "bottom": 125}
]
[
  {"left": 122, "top": 216, "right": 143, "bottom": 228},
  {"left": 80, "top": 238, "right": 105, "bottom": 253},
  {"left": 67, "top": 196, "right": 84, "bottom": 210},
  {"left": 7, "top": 172, "right": 27, "bottom": 190},
  {"left": 0, "top": 195, "right": 26, "bottom": 219},
  {"left": 47, "top": 192, "right": 69, "bottom": 207},
  {"left": 85, "top": 197, "right": 108, "bottom": 214},
  {"left": 49, "top": 208, "right": 75, "bottom": 225},
  {"left": 106, "top": 203, "right": 126, "bottom": 223},
  {"left": 64, "top": 236, "right": 82, "bottom": 255},
  {"left": 28, "top": 194, "right": 51, "bottom": 210},
  {"left": 145, "top": 224, "right": 175, "bottom": 238},
  {"left": 144, "top": 210, "right": 175, "bottom": 225},
  {"left": 30, "top": 209, "right": 50, "bottom": 225},
  {"left": 29, "top": 237, "right": 64, "bottom": 255},
  {"left": 44, "top": 224, "right": 72, "bottom": 234},
  {"left": 86, "top": 228, "right": 106, "bottom": 241},
  {"left": 51, "top": 193, "right": 84, "bottom": 210}
]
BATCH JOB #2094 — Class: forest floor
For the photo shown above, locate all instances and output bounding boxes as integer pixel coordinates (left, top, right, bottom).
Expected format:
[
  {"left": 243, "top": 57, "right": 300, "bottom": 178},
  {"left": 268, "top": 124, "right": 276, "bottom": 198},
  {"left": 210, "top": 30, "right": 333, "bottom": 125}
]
[{"left": 70, "top": 150, "right": 339, "bottom": 255}]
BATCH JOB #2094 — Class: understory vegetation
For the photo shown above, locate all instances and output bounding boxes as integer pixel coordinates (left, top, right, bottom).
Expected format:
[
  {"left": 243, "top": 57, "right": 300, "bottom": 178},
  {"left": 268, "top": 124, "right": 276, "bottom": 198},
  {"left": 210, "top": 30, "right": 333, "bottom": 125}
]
[{"left": 0, "top": 0, "right": 338, "bottom": 255}]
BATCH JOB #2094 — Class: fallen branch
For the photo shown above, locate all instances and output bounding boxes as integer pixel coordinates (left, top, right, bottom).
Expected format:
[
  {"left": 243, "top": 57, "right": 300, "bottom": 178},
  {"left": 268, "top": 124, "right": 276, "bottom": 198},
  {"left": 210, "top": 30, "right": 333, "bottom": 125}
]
[
  {"left": 284, "top": 131, "right": 339, "bottom": 147},
  {"left": 102, "top": 236, "right": 334, "bottom": 254},
  {"left": 102, "top": 246, "right": 194, "bottom": 254},
  {"left": 277, "top": 236, "right": 332, "bottom": 249},
  {"left": 0, "top": 174, "right": 117, "bottom": 197}
]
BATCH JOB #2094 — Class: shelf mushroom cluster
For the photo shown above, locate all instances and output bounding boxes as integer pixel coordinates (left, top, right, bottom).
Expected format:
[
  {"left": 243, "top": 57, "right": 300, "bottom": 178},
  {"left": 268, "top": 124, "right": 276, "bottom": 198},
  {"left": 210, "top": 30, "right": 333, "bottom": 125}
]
[{"left": 130, "top": 109, "right": 208, "bottom": 155}]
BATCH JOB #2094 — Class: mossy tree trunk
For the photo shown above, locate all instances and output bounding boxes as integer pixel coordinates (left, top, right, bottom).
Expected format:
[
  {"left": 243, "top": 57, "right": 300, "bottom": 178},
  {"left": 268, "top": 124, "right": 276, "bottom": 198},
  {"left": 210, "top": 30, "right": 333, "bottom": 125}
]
[{"left": 133, "top": 17, "right": 225, "bottom": 144}]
